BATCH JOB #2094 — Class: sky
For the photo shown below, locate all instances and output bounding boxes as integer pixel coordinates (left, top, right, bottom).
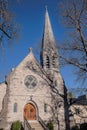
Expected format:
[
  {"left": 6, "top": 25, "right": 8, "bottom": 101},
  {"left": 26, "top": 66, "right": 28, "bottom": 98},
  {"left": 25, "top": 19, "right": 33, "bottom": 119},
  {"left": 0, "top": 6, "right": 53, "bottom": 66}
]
[{"left": 0, "top": 0, "right": 83, "bottom": 96}]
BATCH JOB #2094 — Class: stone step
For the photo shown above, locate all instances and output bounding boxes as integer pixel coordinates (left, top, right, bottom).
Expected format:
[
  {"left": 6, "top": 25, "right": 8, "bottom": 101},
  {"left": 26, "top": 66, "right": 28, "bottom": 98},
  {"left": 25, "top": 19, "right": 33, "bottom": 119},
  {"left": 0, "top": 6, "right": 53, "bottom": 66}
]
[{"left": 28, "top": 120, "right": 44, "bottom": 130}]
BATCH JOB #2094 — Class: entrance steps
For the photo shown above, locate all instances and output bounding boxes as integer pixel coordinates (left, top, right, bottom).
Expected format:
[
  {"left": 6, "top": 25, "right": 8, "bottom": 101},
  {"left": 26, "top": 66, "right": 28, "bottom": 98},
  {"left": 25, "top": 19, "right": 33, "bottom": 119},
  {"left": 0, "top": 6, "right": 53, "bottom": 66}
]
[{"left": 28, "top": 120, "right": 44, "bottom": 130}]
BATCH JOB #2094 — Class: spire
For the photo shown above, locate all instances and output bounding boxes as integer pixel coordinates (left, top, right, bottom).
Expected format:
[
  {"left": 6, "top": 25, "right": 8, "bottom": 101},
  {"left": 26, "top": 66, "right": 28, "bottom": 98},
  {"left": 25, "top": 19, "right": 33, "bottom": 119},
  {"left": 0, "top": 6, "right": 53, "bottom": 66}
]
[
  {"left": 40, "top": 8, "right": 59, "bottom": 72},
  {"left": 42, "top": 7, "right": 55, "bottom": 48}
]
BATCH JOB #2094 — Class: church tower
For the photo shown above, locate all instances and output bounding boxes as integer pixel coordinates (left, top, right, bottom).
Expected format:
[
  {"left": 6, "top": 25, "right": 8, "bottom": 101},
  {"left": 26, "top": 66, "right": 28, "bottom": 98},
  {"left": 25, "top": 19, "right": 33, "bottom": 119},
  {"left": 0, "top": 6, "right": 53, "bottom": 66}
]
[
  {"left": 40, "top": 7, "right": 59, "bottom": 73},
  {"left": 41, "top": 8, "right": 68, "bottom": 130}
]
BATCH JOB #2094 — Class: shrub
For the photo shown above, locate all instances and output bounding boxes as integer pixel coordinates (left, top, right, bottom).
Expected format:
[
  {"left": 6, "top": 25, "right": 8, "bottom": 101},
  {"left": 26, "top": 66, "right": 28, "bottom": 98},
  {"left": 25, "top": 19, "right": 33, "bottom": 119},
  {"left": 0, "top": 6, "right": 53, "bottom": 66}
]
[
  {"left": 71, "top": 125, "right": 79, "bottom": 130},
  {"left": 80, "top": 123, "right": 87, "bottom": 130},
  {"left": 11, "top": 120, "right": 24, "bottom": 130},
  {"left": 47, "top": 121, "right": 54, "bottom": 130}
]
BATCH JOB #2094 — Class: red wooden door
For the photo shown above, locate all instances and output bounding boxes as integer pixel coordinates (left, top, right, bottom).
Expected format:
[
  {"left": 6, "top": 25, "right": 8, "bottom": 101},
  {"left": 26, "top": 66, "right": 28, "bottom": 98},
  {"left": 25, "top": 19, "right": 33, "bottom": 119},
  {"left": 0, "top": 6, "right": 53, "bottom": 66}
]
[{"left": 24, "top": 103, "right": 36, "bottom": 120}]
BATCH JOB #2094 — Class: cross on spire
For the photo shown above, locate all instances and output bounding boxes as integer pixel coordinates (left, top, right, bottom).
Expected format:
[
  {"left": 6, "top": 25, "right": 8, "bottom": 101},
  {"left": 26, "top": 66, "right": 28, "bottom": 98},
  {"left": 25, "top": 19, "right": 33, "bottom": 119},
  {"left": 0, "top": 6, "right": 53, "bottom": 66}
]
[{"left": 45, "top": 5, "right": 48, "bottom": 11}]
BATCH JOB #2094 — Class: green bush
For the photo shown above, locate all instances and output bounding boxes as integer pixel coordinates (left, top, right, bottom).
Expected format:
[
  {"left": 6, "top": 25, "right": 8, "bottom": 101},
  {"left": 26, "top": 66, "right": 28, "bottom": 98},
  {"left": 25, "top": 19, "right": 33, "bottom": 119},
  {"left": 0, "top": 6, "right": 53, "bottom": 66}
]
[
  {"left": 71, "top": 125, "right": 79, "bottom": 130},
  {"left": 80, "top": 123, "right": 87, "bottom": 130},
  {"left": 47, "top": 121, "right": 54, "bottom": 130},
  {"left": 11, "top": 121, "right": 24, "bottom": 130}
]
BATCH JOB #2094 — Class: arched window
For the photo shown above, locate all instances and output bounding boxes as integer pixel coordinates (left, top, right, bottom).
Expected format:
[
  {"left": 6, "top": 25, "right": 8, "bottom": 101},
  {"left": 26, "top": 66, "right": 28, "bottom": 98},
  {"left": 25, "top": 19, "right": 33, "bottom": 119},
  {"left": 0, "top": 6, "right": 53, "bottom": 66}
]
[
  {"left": 44, "top": 103, "right": 47, "bottom": 112},
  {"left": 55, "top": 80, "right": 58, "bottom": 87},
  {"left": 13, "top": 103, "right": 17, "bottom": 112},
  {"left": 76, "top": 108, "right": 80, "bottom": 114},
  {"left": 46, "top": 56, "right": 50, "bottom": 68}
]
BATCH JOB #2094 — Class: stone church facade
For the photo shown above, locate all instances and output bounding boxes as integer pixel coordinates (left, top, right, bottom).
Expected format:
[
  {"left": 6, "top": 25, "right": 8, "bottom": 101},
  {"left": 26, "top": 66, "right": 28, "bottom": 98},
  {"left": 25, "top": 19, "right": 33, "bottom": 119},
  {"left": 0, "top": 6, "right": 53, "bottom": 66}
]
[{"left": 0, "top": 9, "right": 68, "bottom": 130}]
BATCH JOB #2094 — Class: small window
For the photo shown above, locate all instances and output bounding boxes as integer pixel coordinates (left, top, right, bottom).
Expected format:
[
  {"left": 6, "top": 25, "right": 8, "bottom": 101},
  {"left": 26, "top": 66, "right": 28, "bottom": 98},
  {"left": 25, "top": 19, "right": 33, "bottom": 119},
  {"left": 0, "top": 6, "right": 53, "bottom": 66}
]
[
  {"left": 14, "top": 103, "right": 17, "bottom": 112},
  {"left": 76, "top": 108, "right": 80, "bottom": 115},
  {"left": 55, "top": 105, "right": 57, "bottom": 110},
  {"left": 44, "top": 104, "right": 47, "bottom": 112},
  {"left": 54, "top": 80, "right": 58, "bottom": 87}
]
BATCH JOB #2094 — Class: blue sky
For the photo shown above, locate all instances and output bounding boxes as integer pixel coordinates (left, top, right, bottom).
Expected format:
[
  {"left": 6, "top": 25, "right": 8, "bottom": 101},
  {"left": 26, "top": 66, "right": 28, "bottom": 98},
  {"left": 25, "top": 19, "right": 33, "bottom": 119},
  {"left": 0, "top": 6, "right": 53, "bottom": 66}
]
[{"left": 0, "top": 0, "right": 81, "bottom": 95}]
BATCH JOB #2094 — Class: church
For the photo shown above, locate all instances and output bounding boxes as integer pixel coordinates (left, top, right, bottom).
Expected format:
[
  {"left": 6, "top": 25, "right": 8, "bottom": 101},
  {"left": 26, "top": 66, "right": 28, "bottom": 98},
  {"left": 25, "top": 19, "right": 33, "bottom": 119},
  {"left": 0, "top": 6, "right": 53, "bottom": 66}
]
[{"left": 0, "top": 8, "right": 68, "bottom": 130}]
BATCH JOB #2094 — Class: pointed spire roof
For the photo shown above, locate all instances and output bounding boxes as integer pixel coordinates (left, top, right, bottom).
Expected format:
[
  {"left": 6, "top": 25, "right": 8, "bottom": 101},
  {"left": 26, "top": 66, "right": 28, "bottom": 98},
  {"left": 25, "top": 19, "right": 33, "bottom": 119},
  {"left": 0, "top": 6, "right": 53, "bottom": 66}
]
[
  {"left": 42, "top": 7, "right": 56, "bottom": 49},
  {"left": 40, "top": 8, "right": 59, "bottom": 70}
]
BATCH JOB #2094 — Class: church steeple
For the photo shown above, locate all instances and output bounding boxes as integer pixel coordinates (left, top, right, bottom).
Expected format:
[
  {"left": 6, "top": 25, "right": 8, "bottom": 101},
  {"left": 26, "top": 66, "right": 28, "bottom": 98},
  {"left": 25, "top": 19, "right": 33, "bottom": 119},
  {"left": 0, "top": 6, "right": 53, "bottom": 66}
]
[{"left": 40, "top": 8, "right": 59, "bottom": 72}]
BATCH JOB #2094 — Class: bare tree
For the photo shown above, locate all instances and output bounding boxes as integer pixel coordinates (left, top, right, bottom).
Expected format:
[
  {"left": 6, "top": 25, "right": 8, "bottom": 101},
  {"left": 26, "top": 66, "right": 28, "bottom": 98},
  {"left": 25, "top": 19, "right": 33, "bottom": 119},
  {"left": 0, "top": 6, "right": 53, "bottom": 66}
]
[
  {"left": 0, "top": 0, "right": 19, "bottom": 49},
  {"left": 58, "top": 0, "right": 87, "bottom": 85}
]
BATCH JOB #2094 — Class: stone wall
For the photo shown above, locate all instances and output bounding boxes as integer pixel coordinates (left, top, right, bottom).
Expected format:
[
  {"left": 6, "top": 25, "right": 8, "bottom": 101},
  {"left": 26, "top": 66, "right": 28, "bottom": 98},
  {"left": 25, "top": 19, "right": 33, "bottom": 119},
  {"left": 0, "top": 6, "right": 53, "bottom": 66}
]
[{"left": 0, "top": 82, "right": 6, "bottom": 112}]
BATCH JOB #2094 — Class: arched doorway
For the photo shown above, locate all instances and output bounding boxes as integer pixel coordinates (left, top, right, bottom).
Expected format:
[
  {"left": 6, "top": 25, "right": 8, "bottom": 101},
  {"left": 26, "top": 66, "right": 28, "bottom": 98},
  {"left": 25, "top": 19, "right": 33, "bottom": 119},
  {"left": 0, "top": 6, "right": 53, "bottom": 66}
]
[{"left": 24, "top": 103, "right": 36, "bottom": 120}]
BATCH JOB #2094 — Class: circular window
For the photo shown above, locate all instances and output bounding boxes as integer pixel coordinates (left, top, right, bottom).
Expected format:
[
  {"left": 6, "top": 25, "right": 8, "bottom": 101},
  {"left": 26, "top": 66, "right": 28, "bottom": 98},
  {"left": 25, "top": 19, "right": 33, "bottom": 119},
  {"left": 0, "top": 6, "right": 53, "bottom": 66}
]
[{"left": 24, "top": 75, "right": 37, "bottom": 89}]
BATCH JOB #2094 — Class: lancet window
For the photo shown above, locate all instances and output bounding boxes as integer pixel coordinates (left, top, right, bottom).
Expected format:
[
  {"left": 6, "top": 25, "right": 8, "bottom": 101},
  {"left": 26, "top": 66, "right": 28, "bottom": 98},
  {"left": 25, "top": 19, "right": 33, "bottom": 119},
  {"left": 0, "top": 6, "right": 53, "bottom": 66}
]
[{"left": 13, "top": 103, "right": 17, "bottom": 112}]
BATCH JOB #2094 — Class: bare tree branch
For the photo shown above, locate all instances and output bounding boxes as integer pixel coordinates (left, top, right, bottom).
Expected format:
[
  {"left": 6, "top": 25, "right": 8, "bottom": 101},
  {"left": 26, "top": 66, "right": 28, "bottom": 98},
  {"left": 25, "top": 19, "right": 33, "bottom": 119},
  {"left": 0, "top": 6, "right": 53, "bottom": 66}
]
[{"left": 59, "top": 0, "right": 87, "bottom": 84}]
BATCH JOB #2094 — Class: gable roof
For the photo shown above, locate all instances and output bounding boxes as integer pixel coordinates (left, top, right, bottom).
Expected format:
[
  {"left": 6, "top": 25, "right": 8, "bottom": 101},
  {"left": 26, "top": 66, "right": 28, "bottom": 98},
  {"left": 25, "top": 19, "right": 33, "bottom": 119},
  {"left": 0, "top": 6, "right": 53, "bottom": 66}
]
[{"left": 5, "top": 48, "right": 42, "bottom": 82}]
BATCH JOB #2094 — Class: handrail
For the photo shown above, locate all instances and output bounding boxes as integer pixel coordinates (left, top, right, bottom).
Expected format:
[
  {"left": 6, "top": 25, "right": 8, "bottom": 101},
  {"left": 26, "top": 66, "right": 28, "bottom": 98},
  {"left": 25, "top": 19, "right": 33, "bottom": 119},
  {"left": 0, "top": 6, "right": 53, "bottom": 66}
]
[
  {"left": 38, "top": 116, "right": 49, "bottom": 130},
  {"left": 24, "top": 119, "right": 32, "bottom": 130}
]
